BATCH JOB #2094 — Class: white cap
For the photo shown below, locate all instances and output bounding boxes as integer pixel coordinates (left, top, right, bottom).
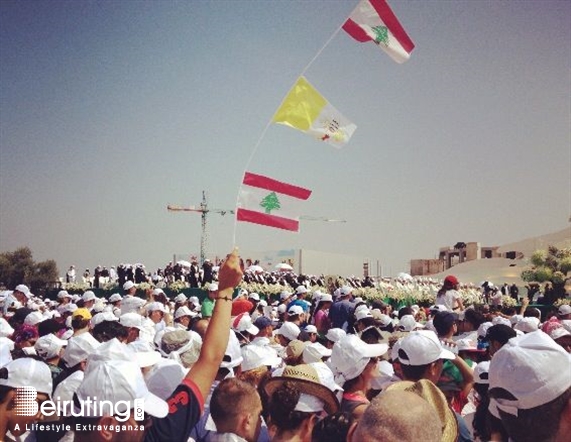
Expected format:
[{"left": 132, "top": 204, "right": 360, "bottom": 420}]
[
  {"left": 109, "top": 293, "right": 122, "bottom": 303},
  {"left": 339, "top": 286, "right": 352, "bottom": 296},
  {"left": 82, "top": 291, "right": 96, "bottom": 302},
  {"left": 0, "top": 358, "right": 52, "bottom": 395},
  {"left": 174, "top": 293, "right": 187, "bottom": 304},
  {"left": 91, "top": 311, "right": 119, "bottom": 327},
  {"left": 248, "top": 292, "right": 260, "bottom": 302},
  {"left": 304, "top": 325, "right": 318, "bottom": 334},
  {"left": 76, "top": 359, "right": 168, "bottom": 418},
  {"left": 558, "top": 304, "right": 571, "bottom": 316},
  {"left": 208, "top": 283, "right": 218, "bottom": 291},
  {"left": 151, "top": 288, "right": 165, "bottom": 297},
  {"left": 146, "top": 359, "right": 187, "bottom": 400},
  {"left": 57, "top": 290, "right": 70, "bottom": 299},
  {"left": 492, "top": 316, "right": 512, "bottom": 327},
  {"left": 174, "top": 306, "right": 196, "bottom": 320},
  {"left": 146, "top": 302, "right": 166, "bottom": 313},
  {"left": 489, "top": 330, "right": 571, "bottom": 416},
  {"left": 241, "top": 344, "right": 282, "bottom": 371},
  {"left": 0, "top": 317, "right": 14, "bottom": 338},
  {"left": 120, "top": 296, "right": 146, "bottom": 315},
  {"left": 276, "top": 322, "right": 301, "bottom": 341},
  {"left": 330, "top": 335, "right": 388, "bottom": 382},
  {"left": 473, "top": 361, "right": 491, "bottom": 385},
  {"left": 477, "top": 321, "right": 493, "bottom": 338},
  {"left": 24, "top": 311, "right": 46, "bottom": 326},
  {"left": 35, "top": 334, "right": 68, "bottom": 360},
  {"left": 277, "top": 304, "right": 287, "bottom": 314},
  {"left": 220, "top": 329, "right": 243, "bottom": 369},
  {"left": 280, "top": 291, "right": 292, "bottom": 300},
  {"left": 288, "top": 305, "right": 304, "bottom": 316},
  {"left": 232, "top": 312, "right": 259, "bottom": 335},
  {"left": 397, "top": 330, "right": 456, "bottom": 366},
  {"left": 14, "top": 284, "right": 31, "bottom": 298},
  {"left": 119, "top": 313, "right": 145, "bottom": 330},
  {"left": 62, "top": 333, "right": 101, "bottom": 368},
  {"left": 123, "top": 281, "right": 135, "bottom": 291},
  {"left": 303, "top": 342, "right": 332, "bottom": 363},
  {"left": 325, "top": 328, "right": 346, "bottom": 343},
  {"left": 319, "top": 293, "right": 333, "bottom": 303},
  {"left": 295, "top": 286, "right": 308, "bottom": 295},
  {"left": 355, "top": 308, "right": 373, "bottom": 322},
  {"left": 513, "top": 317, "right": 540, "bottom": 333},
  {"left": 398, "top": 315, "right": 424, "bottom": 332},
  {"left": 188, "top": 296, "right": 200, "bottom": 305}
]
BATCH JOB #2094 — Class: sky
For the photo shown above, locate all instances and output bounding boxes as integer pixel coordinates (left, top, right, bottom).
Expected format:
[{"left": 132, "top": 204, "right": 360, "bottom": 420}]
[{"left": 1, "top": 0, "right": 570, "bottom": 279}]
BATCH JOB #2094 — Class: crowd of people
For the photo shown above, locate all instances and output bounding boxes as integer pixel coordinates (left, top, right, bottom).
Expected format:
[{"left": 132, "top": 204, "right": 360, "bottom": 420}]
[{"left": 1, "top": 249, "right": 570, "bottom": 442}]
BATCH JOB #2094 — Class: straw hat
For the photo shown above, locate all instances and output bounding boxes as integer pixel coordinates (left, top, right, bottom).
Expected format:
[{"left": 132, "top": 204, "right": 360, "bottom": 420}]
[
  {"left": 385, "top": 379, "right": 458, "bottom": 442},
  {"left": 264, "top": 364, "right": 340, "bottom": 415}
]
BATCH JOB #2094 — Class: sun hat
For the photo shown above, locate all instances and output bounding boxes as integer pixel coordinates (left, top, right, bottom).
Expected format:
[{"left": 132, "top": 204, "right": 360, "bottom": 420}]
[
  {"left": 91, "top": 311, "right": 119, "bottom": 327},
  {"left": 303, "top": 342, "right": 332, "bottom": 363},
  {"left": 513, "top": 317, "right": 540, "bottom": 333},
  {"left": 264, "top": 364, "right": 340, "bottom": 415},
  {"left": 489, "top": 330, "right": 571, "bottom": 416},
  {"left": 188, "top": 296, "right": 200, "bottom": 306},
  {"left": 174, "top": 306, "right": 196, "bottom": 320},
  {"left": 397, "top": 330, "right": 455, "bottom": 366},
  {"left": 232, "top": 312, "right": 259, "bottom": 335},
  {"left": 558, "top": 304, "right": 571, "bottom": 317},
  {"left": 330, "top": 334, "right": 388, "bottom": 383},
  {"left": 398, "top": 315, "right": 424, "bottom": 332},
  {"left": 151, "top": 288, "right": 165, "bottom": 297},
  {"left": 385, "top": 379, "right": 458, "bottom": 441},
  {"left": 276, "top": 322, "right": 301, "bottom": 341},
  {"left": 76, "top": 359, "right": 168, "bottom": 418},
  {"left": 325, "top": 328, "right": 346, "bottom": 343},
  {"left": 473, "top": 361, "right": 491, "bottom": 385},
  {"left": 57, "top": 290, "right": 70, "bottom": 299},
  {"left": 119, "top": 312, "right": 146, "bottom": 330},
  {"left": 0, "top": 357, "right": 53, "bottom": 396},
  {"left": 72, "top": 308, "right": 92, "bottom": 321},
  {"left": 123, "top": 281, "right": 135, "bottom": 291},
  {"left": 173, "top": 293, "right": 187, "bottom": 304},
  {"left": 109, "top": 293, "right": 122, "bottom": 303},
  {"left": 35, "top": 334, "right": 68, "bottom": 360},
  {"left": 160, "top": 329, "right": 203, "bottom": 368},
  {"left": 62, "top": 332, "right": 101, "bottom": 368},
  {"left": 15, "top": 284, "right": 32, "bottom": 298},
  {"left": 82, "top": 291, "right": 96, "bottom": 302},
  {"left": 241, "top": 344, "right": 282, "bottom": 371},
  {"left": 62, "top": 303, "right": 78, "bottom": 314}
]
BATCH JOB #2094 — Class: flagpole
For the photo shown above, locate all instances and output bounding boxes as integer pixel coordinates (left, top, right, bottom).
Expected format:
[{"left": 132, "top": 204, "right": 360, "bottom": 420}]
[{"left": 231, "top": 14, "right": 349, "bottom": 248}]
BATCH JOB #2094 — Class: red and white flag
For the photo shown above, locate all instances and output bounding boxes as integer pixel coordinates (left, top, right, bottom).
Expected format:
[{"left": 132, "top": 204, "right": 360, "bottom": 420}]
[
  {"left": 343, "top": 0, "right": 415, "bottom": 63},
  {"left": 236, "top": 172, "right": 312, "bottom": 232}
]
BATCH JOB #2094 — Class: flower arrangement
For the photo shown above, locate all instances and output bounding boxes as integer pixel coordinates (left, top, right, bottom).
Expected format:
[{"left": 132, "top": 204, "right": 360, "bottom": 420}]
[
  {"left": 500, "top": 295, "right": 517, "bottom": 308},
  {"left": 168, "top": 280, "right": 188, "bottom": 293},
  {"left": 62, "top": 282, "right": 91, "bottom": 293}
]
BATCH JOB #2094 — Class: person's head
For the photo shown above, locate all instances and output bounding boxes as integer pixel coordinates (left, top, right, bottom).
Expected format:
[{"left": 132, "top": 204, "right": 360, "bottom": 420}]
[
  {"left": 119, "top": 313, "right": 145, "bottom": 343},
  {"left": 34, "top": 333, "right": 67, "bottom": 363},
  {"left": 253, "top": 316, "right": 273, "bottom": 338},
  {"left": 62, "top": 332, "right": 101, "bottom": 370},
  {"left": 173, "top": 306, "right": 194, "bottom": 329},
  {"left": 347, "top": 390, "right": 443, "bottom": 442},
  {"left": 72, "top": 308, "right": 92, "bottom": 331},
  {"left": 460, "top": 308, "right": 485, "bottom": 332},
  {"left": 432, "top": 311, "right": 458, "bottom": 338},
  {"left": 12, "top": 324, "right": 39, "bottom": 349},
  {"left": 557, "top": 304, "right": 571, "bottom": 321},
  {"left": 275, "top": 322, "right": 300, "bottom": 347},
  {"left": 92, "top": 320, "right": 128, "bottom": 343},
  {"left": 263, "top": 364, "right": 339, "bottom": 440},
  {"left": 0, "top": 358, "right": 52, "bottom": 437},
  {"left": 489, "top": 331, "right": 571, "bottom": 442},
  {"left": 12, "top": 284, "right": 31, "bottom": 305},
  {"left": 210, "top": 378, "right": 263, "bottom": 442},
  {"left": 312, "top": 412, "right": 352, "bottom": 442},
  {"left": 397, "top": 330, "right": 456, "bottom": 383},
  {"left": 160, "top": 329, "right": 202, "bottom": 369},
  {"left": 485, "top": 324, "right": 516, "bottom": 357},
  {"left": 81, "top": 291, "right": 96, "bottom": 310},
  {"left": 122, "top": 280, "right": 136, "bottom": 296},
  {"left": 146, "top": 302, "right": 165, "bottom": 324},
  {"left": 442, "top": 275, "right": 459, "bottom": 291}
]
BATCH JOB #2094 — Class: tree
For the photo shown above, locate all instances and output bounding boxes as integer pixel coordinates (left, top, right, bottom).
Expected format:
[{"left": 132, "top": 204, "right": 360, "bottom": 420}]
[
  {"left": 0, "top": 247, "right": 59, "bottom": 294},
  {"left": 521, "top": 246, "right": 570, "bottom": 302},
  {"left": 259, "top": 192, "right": 281, "bottom": 214}
]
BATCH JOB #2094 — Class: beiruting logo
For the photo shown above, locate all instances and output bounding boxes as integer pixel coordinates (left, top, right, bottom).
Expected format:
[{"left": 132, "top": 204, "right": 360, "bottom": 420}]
[{"left": 16, "top": 387, "right": 144, "bottom": 423}]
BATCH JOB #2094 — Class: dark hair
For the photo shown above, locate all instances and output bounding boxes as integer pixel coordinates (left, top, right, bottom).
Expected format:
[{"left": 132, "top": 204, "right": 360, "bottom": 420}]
[
  {"left": 267, "top": 381, "right": 313, "bottom": 431},
  {"left": 38, "top": 319, "right": 66, "bottom": 337},
  {"left": 399, "top": 361, "right": 432, "bottom": 381},
  {"left": 311, "top": 412, "right": 352, "bottom": 442},
  {"left": 463, "top": 309, "right": 486, "bottom": 329},
  {"left": 92, "top": 321, "right": 128, "bottom": 343},
  {"left": 472, "top": 383, "right": 491, "bottom": 441},
  {"left": 71, "top": 317, "right": 90, "bottom": 330},
  {"left": 398, "top": 307, "right": 413, "bottom": 319}
]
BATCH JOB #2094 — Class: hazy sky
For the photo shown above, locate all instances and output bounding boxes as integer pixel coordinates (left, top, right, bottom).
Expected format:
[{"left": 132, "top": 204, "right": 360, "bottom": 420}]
[{"left": 1, "top": 0, "right": 569, "bottom": 278}]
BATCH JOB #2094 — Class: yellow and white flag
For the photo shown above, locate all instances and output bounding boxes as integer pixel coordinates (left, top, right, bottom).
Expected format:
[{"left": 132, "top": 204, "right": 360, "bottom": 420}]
[{"left": 272, "top": 76, "right": 357, "bottom": 148}]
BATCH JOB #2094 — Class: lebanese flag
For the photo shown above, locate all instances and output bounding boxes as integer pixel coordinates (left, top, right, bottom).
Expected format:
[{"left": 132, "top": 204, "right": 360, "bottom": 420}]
[
  {"left": 236, "top": 172, "right": 312, "bottom": 232},
  {"left": 343, "top": 0, "right": 415, "bottom": 63}
]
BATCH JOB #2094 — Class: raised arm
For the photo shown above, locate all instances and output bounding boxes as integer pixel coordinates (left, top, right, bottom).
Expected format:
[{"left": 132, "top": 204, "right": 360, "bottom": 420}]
[{"left": 185, "top": 248, "right": 243, "bottom": 400}]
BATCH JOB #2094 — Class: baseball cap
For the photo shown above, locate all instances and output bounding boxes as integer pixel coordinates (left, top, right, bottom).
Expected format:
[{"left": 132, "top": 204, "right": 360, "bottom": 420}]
[
  {"left": 397, "top": 330, "right": 456, "bottom": 366},
  {"left": 119, "top": 312, "right": 145, "bottom": 330},
  {"left": 319, "top": 293, "right": 333, "bottom": 303},
  {"left": 330, "top": 334, "right": 388, "bottom": 382},
  {"left": 188, "top": 296, "right": 200, "bottom": 305},
  {"left": 477, "top": 321, "right": 493, "bottom": 339},
  {"left": 72, "top": 308, "right": 92, "bottom": 320},
  {"left": 295, "top": 286, "right": 308, "bottom": 295},
  {"left": 24, "top": 311, "right": 46, "bottom": 326},
  {"left": 82, "top": 291, "right": 96, "bottom": 302},
  {"left": 280, "top": 291, "right": 292, "bottom": 301},
  {"left": 109, "top": 293, "right": 122, "bottom": 303},
  {"left": 398, "top": 315, "right": 424, "bottom": 332},
  {"left": 339, "top": 286, "right": 352, "bottom": 296},
  {"left": 35, "top": 334, "right": 68, "bottom": 360},
  {"left": 231, "top": 299, "right": 253, "bottom": 317},
  {"left": 253, "top": 316, "right": 272, "bottom": 329},
  {"left": 123, "top": 281, "right": 135, "bottom": 291},
  {"left": 489, "top": 330, "right": 571, "bottom": 416},
  {"left": 444, "top": 275, "right": 459, "bottom": 286},
  {"left": 0, "top": 358, "right": 52, "bottom": 396},
  {"left": 146, "top": 302, "right": 166, "bottom": 313},
  {"left": 248, "top": 292, "right": 260, "bottom": 302},
  {"left": 62, "top": 332, "right": 101, "bottom": 368},
  {"left": 208, "top": 283, "right": 218, "bottom": 291},
  {"left": 277, "top": 304, "right": 287, "bottom": 314},
  {"left": 355, "top": 308, "right": 373, "bottom": 322},
  {"left": 57, "top": 290, "right": 70, "bottom": 299},
  {"left": 558, "top": 304, "right": 571, "bottom": 316},
  {"left": 473, "top": 361, "right": 490, "bottom": 385},
  {"left": 303, "top": 342, "right": 332, "bottom": 363},
  {"left": 288, "top": 305, "right": 304, "bottom": 316},
  {"left": 276, "top": 322, "right": 301, "bottom": 341},
  {"left": 241, "top": 344, "right": 282, "bottom": 371},
  {"left": 14, "top": 284, "right": 31, "bottom": 298},
  {"left": 513, "top": 317, "right": 540, "bottom": 333},
  {"left": 91, "top": 311, "right": 119, "bottom": 327},
  {"left": 76, "top": 359, "right": 168, "bottom": 419},
  {"left": 0, "top": 317, "right": 14, "bottom": 338},
  {"left": 492, "top": 316, "right": 512, "bottom": 327},
  {"left": 174, "top": 306, "right": 196, "bottom": 320},
  {"left": 173, "top": 293, "right": 187, "bottom": 304},
  {"left": 325, "top": 328, "right": 346, "bottom": 343},
  {"left": 232, "top": 312, "right": 259, "bottom": 335},
  {"left": 304, "top": 325, "right": 317, "bottom": 334}
]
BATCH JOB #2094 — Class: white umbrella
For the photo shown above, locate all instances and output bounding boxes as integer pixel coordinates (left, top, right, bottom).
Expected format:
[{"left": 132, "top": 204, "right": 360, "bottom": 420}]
[
  {"left": 397, "top": 272, "right": 413, "bottom": 281},
  {"left": 176, "top": 260, "right": 191, "bottom": 268},
  {"left": 247, "top": 265, "right": 264, "bottom": 273},
  {"left": 275, "top": 263, "right": 293, "bottom": 271}
]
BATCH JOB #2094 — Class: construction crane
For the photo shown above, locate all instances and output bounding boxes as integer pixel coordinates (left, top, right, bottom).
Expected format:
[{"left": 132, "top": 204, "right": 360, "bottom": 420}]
[{"left": 167, "top": 191, "right": 346, "bottom": 265}]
